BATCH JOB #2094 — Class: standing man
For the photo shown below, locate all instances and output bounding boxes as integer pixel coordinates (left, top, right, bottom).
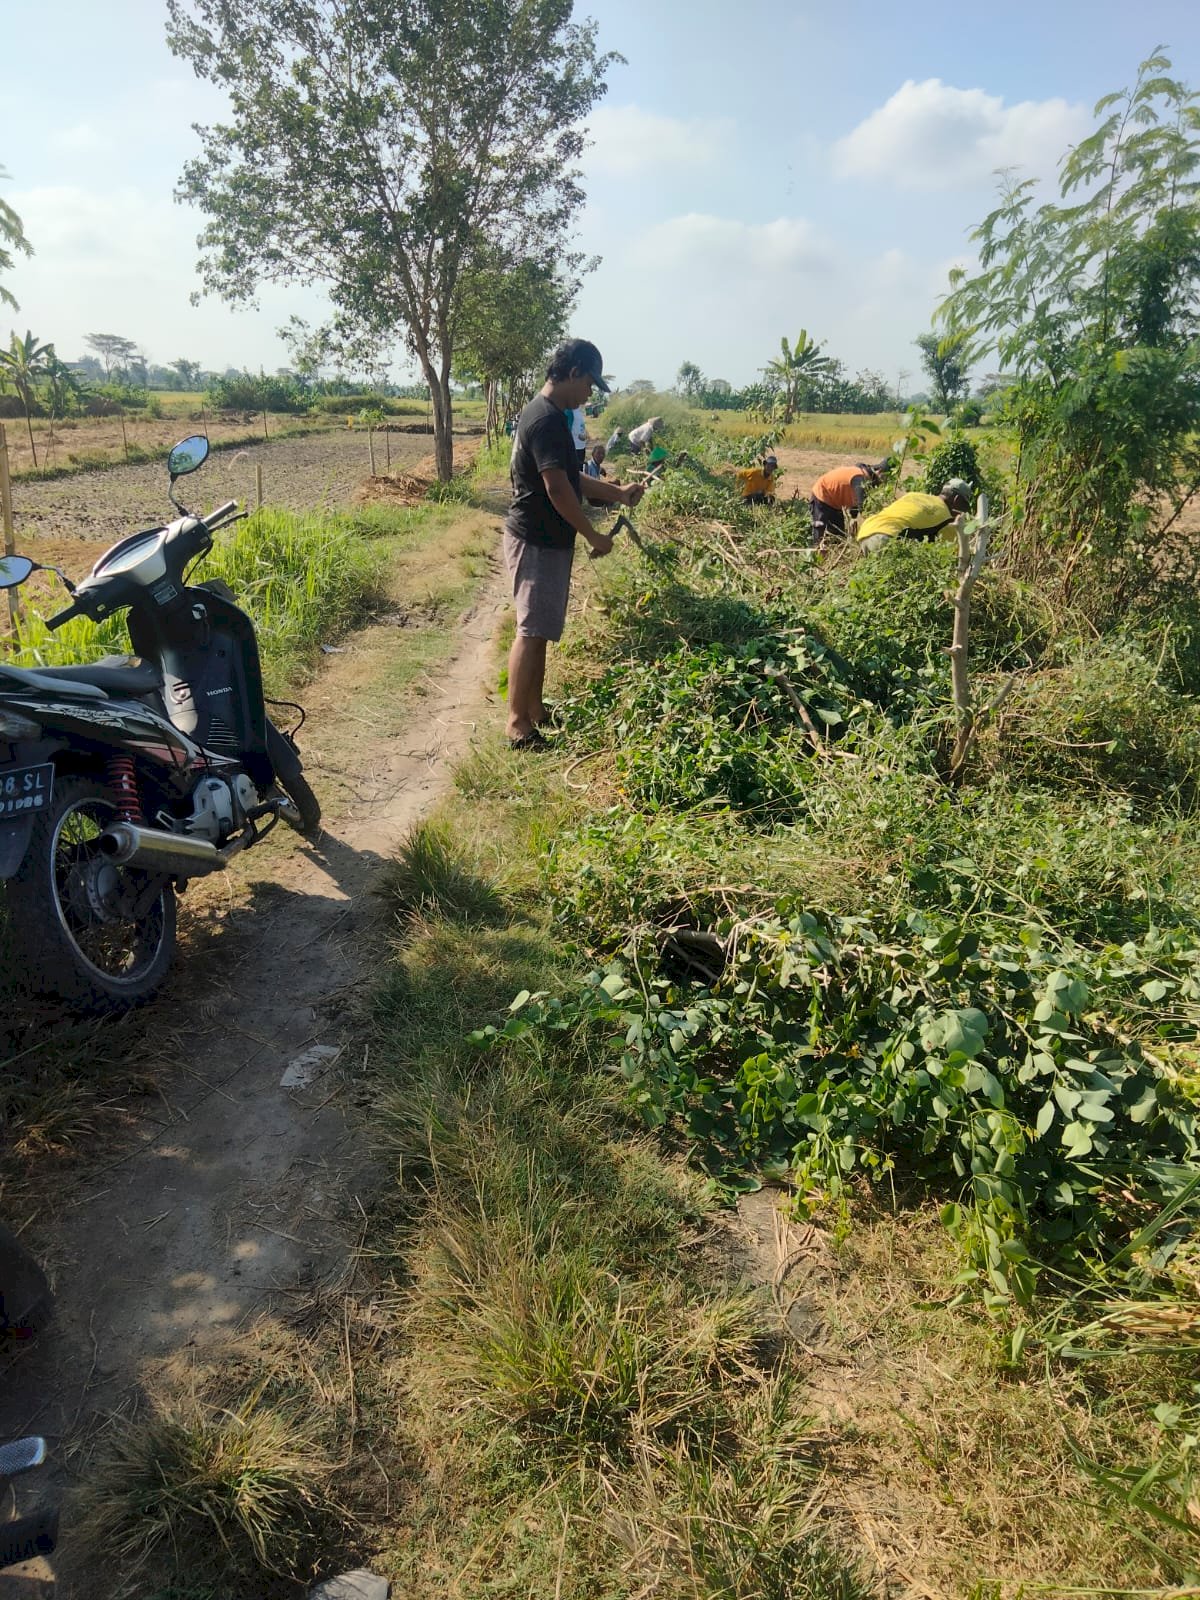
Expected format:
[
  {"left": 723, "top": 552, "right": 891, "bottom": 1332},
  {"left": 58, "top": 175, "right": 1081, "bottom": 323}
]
[
  {"left": 809, "top": 459, "right": 888, "bottom": 544},
  {"left": 504, "top": 339, "right": 645, "bottom": 749}
]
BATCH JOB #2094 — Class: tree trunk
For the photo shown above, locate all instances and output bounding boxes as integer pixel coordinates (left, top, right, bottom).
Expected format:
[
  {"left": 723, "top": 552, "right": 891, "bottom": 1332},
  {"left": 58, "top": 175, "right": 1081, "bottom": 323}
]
[
  {"left": 22, "top": 396, "right": 37, "bottom": 472},
  {"left": 431, "top": 369, "right": 454, "bottom": 482}
]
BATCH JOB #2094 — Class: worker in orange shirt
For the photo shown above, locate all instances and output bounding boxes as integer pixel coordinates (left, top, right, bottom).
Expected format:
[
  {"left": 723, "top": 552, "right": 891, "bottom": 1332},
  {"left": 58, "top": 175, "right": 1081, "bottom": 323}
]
[{"left": 809, "top": 459, "right": 888, "bottom": 544}]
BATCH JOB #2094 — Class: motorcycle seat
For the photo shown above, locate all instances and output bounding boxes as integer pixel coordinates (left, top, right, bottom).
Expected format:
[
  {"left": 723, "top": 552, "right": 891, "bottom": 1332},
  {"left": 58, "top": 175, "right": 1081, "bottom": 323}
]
[
  {"left": 34, "top": 656, "right": 162, "bottom": 696},
  {"left": 0, "top": 663, "right": 106, "bottom": 700}
]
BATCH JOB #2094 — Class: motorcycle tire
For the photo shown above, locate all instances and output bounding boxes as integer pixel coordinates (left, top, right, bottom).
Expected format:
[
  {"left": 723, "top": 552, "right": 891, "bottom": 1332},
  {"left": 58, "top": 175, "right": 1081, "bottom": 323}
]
[
  {"left": 6, "top": 774, "right": 177, "bottom": 1012},
  {"left": 264, "top": 720, "right": 321, "bottom": 839},
  {"left": 275, "top": 768, "right": 322, "bottom": 839}
]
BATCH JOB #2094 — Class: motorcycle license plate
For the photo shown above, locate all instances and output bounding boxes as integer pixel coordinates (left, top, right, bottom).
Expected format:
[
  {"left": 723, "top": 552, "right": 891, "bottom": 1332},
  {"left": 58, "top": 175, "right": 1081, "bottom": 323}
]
[{"left": 0, "top": 762, "right": 54, "bottom": 823}]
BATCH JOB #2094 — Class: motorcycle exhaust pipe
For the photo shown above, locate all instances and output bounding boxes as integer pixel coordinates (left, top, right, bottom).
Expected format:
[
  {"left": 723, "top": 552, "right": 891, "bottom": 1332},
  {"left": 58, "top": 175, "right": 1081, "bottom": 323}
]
[{"left": 98, "top": 822, "right": 228, "bottom": 878}]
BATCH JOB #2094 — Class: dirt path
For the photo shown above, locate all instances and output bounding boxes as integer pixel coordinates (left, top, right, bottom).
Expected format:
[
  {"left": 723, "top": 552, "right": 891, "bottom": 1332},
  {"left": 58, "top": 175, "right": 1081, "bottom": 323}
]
[{"left": 1, "top": 556, "right": 505, "bottom": 1597}]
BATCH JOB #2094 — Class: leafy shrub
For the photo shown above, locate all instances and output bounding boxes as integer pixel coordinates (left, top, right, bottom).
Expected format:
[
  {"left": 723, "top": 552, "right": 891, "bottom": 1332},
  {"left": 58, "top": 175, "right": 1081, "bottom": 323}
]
[
  {"left": 205, "top": 372, "right": 309, "bottom": 413},
  {"left": 921, "top": 435, "right": 986, "bottom": 498},
  {"left": 565, "top": 632, "right": 858, "bottom": 819},
  {"left": 811, "top": 541, "right": 1052, "bottom": 711},
  {"left": 602, "top": 391, "right": 693, "bottom": 435},
  {"left": 479, "top": 915, "right": 1200, "bottom": 1300}
]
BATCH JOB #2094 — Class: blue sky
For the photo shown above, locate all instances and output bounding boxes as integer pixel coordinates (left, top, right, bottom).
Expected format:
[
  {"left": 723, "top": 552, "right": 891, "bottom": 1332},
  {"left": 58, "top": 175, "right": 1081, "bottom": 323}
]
[{"left": 1, "top": 0, "right": 1197, "bottom": 389}]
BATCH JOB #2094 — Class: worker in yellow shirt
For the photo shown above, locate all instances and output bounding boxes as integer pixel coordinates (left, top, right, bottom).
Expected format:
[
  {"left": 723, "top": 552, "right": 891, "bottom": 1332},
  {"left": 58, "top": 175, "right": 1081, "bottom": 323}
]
[
  {"left": 736, "top": 453, "right": 781, "bottom": 505},
  {"left": 857, "top": 478, "right": 974, "bottom": 553}
]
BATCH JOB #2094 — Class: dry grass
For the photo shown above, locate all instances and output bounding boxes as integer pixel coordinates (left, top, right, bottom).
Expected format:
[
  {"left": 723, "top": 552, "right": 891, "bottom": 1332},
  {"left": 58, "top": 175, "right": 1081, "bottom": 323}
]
[{"left": 796, "top": 1203, "right": 1199, "bottom": 1595}]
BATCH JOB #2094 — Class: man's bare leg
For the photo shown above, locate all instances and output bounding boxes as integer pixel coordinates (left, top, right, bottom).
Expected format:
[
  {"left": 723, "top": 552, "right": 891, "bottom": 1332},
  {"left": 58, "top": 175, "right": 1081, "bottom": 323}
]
[{"left": 507, "top": 634, "right": 549, "bottom": 739}]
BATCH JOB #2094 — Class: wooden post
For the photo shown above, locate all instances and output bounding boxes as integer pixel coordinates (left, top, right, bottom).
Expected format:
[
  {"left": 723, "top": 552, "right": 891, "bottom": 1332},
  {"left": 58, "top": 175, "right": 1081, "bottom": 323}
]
[
  {"left": 0, "top": 422, "right": 19, "bottom": 633},
  {"left": 255, "top": 462, "right": 264, "bottom": 509},
  {"left": 949, "top": 495, "right": 992, "bottom": 780},
  {"left": 368, "top": 425, "right": 376, "bottom": 477}
]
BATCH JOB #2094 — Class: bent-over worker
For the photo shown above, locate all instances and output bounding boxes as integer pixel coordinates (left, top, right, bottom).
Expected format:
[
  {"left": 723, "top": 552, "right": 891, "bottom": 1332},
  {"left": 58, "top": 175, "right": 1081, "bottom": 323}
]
[
  {"left": 736, "top": 453, "right": 780, "bottom": 505},
  {"left": 809, "top": 459, "right": 887, "bottom": 543},
  {"left": 856, "top": 478, "right": 974, "bottom": 554}
]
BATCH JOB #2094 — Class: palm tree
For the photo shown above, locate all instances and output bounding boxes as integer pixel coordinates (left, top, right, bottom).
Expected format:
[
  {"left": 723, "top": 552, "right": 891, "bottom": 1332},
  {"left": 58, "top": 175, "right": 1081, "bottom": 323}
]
[
  {"left": 0, "top": 164, "right": 32, "bottom": 313},
  {"left": 0, "top": 329, "right": 55, "bottom": 468},
  {"left": 762, "top": 330, "right": 832, "bottom": 423}
]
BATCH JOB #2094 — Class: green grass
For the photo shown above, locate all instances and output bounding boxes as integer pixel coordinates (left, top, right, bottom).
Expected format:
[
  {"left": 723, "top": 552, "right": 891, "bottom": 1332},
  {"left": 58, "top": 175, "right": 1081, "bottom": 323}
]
[
  {"left": 83, "top": 1389, "right": 331, "bottom": 1584},
  {"left": 4, "top": 505, "right": 387, "bottom": 693}
]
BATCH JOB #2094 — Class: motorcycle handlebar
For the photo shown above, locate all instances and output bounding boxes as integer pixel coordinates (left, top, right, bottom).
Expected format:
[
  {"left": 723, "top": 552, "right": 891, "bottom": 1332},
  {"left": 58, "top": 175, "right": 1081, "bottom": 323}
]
[
  {"left": 203, "top": 500, "right": 239, "bottom": 529},
  {"left": 46, "top": 601, "right": 83, "bottom": 631}
]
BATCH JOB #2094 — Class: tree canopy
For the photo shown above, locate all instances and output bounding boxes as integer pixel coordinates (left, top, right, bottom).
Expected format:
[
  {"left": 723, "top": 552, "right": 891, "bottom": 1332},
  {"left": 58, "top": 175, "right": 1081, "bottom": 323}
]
[
  {"left": 167, "top": 0, "right": 615, "bottom": 479},
  {"left": 939, "top": 47, "right": 1200, "bottom": 606}
]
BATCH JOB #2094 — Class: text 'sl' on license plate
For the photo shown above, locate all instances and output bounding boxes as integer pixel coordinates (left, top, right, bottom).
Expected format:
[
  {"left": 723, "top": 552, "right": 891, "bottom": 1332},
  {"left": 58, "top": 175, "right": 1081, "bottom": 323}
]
[{"left": 0, "top": 762, "right": 54, "bottom": 822}]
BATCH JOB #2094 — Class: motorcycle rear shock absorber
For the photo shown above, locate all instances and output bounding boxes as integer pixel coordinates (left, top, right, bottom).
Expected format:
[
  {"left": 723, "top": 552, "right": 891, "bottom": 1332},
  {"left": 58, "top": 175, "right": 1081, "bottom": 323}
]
[{"left": 106, "top": 754, "right": 145, "bottom": 826}]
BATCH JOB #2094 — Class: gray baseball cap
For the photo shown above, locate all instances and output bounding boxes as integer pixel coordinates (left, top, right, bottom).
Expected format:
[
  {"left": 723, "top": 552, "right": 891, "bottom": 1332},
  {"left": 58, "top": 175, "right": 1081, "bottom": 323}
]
[{"left": 941, "top": 477, "right": 974, "bottom": 507}]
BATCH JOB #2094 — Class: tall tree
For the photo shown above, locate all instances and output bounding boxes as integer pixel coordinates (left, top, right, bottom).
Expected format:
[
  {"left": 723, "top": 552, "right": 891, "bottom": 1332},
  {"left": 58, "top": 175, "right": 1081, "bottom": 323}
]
[
  {"left": 455, "top": 247, "right": 576, "bottom": 442},
  {"left": 914, "top": 331, "right": 972, "bottom": 412},
  {"left": 0, "top": 164, "right": 31, "bottom": 313},
  {"left": 762, "top": 330, "right": 832, "bottom": 422},
  {"left": 84, "top": 332, "right": 138, "bottom": 380},
  {"left": 170, "top": 357, "right": 202, "bottom": 389},
  {"left": 167, "top": 0, "right": 614, "bottom": 481},
  {"left": 0, "top": 330, "right": 54, "bottom": 467},
  {"left": 940, "top": 47, "right": 1200, "bottom": 602},
  {"left": 675, "top": 360, "right": 704, "bottom": 400}
]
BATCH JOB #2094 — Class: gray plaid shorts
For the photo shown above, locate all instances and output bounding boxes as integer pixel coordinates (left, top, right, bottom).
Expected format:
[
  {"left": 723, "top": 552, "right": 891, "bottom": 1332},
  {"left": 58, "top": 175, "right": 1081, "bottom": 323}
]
[{"left": 502, "top": 530, "right": 575, "bottom": 642}]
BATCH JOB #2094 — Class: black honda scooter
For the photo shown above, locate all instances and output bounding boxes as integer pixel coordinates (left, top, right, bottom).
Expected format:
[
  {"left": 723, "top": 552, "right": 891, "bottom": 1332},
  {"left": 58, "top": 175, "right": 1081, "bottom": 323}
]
[{"left": 0, "top": 434, "right": 320, "bottom": 1010}]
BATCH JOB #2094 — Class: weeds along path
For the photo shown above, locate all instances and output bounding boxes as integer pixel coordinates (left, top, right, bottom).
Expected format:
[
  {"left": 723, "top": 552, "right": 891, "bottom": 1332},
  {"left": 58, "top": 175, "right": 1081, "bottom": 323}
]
[{"left": 1, "top": 510, "right": 504, "bottom": 1598}]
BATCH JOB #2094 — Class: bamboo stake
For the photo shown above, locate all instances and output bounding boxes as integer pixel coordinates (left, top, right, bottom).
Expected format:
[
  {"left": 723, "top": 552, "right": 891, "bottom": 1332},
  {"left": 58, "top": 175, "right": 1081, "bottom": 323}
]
[
  {"left": 255, "top": 461, "right": 264, "bottom": 509},
  {"left": 0, "top": 422, "right": 19, "bottom": 633}
]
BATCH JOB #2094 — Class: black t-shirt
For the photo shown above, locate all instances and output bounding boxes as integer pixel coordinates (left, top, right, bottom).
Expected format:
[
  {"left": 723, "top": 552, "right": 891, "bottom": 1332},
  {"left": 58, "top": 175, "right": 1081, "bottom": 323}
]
[{"left": 506, "top": 395, "right": 580, "bottom": 550}]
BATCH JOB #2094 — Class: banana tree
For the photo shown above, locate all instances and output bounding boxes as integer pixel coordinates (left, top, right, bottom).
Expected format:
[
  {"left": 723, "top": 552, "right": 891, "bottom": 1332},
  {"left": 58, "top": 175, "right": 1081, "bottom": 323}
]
[
  {"left": 762, "top": 330, "right": 832, "bottom": 423},
  {"left": 0, "top": 329, "right": 54, "bottom": 468}
]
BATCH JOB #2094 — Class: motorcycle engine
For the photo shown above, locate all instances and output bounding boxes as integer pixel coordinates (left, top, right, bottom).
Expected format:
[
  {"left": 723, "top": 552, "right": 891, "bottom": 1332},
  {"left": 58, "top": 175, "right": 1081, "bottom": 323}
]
[{"left": 182, "top": 773, "right": 259, "bottom": 842}]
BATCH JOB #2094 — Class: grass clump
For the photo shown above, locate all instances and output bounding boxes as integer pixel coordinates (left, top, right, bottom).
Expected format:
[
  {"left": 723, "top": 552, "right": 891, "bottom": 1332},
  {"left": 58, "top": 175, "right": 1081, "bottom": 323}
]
[
  {"left": 376, "top": 819, "right": 506, "bottom": 926},
  {"left": 83, "top": 1388, "right": 331, "bottom": 1584}
]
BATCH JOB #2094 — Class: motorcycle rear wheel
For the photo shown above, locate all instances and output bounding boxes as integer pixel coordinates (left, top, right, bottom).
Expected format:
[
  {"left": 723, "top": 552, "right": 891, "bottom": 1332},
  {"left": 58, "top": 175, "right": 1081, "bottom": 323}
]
[
  {"left": 7, "top": 774, "right": 176, "bottom": 1012},
  {"left": 274, "top": 768, "right": 322, "bottom": 838}
]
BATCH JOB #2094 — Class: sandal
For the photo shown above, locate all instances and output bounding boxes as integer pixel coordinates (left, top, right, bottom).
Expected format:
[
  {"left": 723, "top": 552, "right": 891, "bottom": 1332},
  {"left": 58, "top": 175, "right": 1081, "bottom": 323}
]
[{"left": 509, "top": 729, "right": 551, "bottom": 752}]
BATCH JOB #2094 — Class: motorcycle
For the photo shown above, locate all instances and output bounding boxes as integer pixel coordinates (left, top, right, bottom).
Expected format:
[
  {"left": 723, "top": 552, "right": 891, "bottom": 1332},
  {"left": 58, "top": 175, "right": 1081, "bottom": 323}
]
[{"left": 0, "top": 434, "right": 321, "bottom": 1010}]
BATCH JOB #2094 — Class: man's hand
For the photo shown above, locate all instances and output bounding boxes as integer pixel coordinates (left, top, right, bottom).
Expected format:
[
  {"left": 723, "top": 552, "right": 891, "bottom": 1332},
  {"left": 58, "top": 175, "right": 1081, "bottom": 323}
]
[
  {"left": 588, "top": 531, "right": 615, "bottom": 560},
  {"left": 622, "top": 483, "right": 646, "bottom": 508}
]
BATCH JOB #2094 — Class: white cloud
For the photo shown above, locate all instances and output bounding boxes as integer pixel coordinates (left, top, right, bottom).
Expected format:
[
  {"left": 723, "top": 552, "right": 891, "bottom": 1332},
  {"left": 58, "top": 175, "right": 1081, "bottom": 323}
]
[
  {"left": 633, "top": 212, "right": 834, "bottom": 277},
  {"left": 52, "top": 122, "right": 113, "bottom": 154},
  {"left": 2, "top": 185, "right": 339, "bottom": 373},
  {"left": 833, "top": 79, "right": 1089, "bottom": 191},
  {"left": 577, "top": 210, "right": 939, "bottom": 387},
  {"left": 584, "top": 104, "right": 733, "bottom": 177}
]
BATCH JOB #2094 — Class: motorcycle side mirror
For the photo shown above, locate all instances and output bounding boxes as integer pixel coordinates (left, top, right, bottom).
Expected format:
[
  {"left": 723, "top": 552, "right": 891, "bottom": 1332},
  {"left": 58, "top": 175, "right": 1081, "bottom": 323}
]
[
  {"left": 0, "top": 555, "right": 34, "bottom": 590},
  {"left": 167, "top": 435, "right": 209, "bottom": 480}
]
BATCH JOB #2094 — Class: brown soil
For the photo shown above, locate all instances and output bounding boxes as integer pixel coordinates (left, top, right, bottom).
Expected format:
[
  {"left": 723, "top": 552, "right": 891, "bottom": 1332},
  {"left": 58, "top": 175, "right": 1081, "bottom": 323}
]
[
  {"left": 0, "top": 544, "right": 505, "bottom": 1596},
  {"left": 3, "top": 429, "right": 482, "bottom": 554}
]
